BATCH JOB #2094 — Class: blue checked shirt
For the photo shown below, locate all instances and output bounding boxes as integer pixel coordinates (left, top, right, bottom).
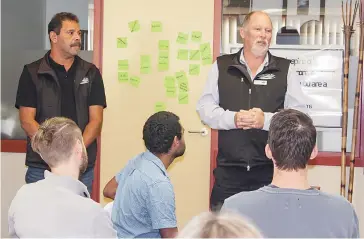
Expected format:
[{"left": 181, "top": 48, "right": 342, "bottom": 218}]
[{"left": 111, "top": 151, "right": 177, "bottom": 238}]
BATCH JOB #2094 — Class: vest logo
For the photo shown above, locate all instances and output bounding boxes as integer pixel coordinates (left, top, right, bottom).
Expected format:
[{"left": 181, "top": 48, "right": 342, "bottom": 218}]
[
  {"left": 80, "top": 77, "right": 89, "bottom": 84},
  {"left": 257, "top": 74, "right": 275, "bottom": 80}
]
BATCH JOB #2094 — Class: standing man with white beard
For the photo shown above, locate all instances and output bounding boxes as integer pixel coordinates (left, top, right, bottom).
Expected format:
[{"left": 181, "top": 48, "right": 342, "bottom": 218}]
[{"left": 197, "top": 11, "right": 307, "bottom": 211}]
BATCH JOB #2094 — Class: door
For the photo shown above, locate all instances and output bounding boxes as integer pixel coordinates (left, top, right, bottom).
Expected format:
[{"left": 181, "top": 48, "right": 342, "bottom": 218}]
[{"left": 101, "top": 0, "right": 214, "bottom": 227}]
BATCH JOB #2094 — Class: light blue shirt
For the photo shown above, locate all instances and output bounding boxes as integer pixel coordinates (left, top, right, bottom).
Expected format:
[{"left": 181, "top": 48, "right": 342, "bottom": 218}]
[
  {"left": 112, "top": 151, "right": 177, "bottom": 238},
  {"left": 196, "top": 50, "right": 307, "bottom": 131}
]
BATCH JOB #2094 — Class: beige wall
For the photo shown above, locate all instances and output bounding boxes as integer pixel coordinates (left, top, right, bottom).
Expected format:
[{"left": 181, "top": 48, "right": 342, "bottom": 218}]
[
  {"left": 100, "top": 0, "right": 214, "bottom": 228},
  {"left": 1, "top": 153, "right": 27, "bottom": 238},
  {"left": 308, "top": 165, "right": 364, "bottom": 233}
]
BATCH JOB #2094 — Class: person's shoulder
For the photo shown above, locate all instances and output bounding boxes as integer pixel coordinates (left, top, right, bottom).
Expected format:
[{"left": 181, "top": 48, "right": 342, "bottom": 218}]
[
  {"left": 76, "top": 56, "right": 98, "bottom": 71},
  {"left": 317, "top": 191, "right": 355, "bottom": 209},
  {"left": 224, "top": 188, "right": 263, "bottom": 205},
  {"left": 25, "top": 57, "right": 43, "bottom": 69},
  {"left": 269, "top": 52, "right": 291, "bottom": 64}
]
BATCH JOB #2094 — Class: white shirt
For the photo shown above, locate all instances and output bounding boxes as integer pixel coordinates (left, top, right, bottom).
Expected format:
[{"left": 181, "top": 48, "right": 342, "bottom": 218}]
[
  {"left": 196, "top": 51, "right": 307, "bottom": 131},
  {"left": 8, "top": 171, "right": 117, "bottom": 238}
]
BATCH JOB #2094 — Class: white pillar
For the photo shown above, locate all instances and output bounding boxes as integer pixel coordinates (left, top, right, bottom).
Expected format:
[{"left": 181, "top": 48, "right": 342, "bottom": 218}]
[
  {"left": 222, "top": 16, "right": 230, "bottom": 54},
  {"left": 229, "top": 16, "right": 238, "bottom": 44}
]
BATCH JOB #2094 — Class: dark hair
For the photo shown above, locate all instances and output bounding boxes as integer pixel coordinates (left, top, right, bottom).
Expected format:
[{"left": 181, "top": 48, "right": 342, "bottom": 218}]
[
  {"left": 268, "top": 109, "right": 316, "bottom": 170},
  {"left": 48, "top": 12, "right": 79, "bottom": 35},
  {"left": 143, "top": 111, "right": 182, "bottom": 154}
]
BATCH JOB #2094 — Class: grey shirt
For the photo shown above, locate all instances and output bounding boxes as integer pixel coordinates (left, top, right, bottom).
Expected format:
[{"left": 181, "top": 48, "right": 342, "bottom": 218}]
[
  {"left": 221, "top": 185, "right": 359, "bottom": 238},
  {"left": 8, "top": 171, "right": 116, "bottom": 238}
]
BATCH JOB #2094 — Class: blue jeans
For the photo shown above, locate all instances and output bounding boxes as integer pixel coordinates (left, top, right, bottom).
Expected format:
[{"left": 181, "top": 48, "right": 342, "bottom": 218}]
[{"left": 25, "top": 166, "right": 94, "bottom": 194}]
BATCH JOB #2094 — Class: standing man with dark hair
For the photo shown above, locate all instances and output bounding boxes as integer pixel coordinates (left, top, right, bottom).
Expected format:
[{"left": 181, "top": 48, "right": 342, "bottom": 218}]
[
  {"left": 221, "top": 109, "right": 359, "bottom": 238},
  {"left": 15, "top": 12, "right": 106, "bottom": 194},
  {"left": 103, "top": 111, "right": 186, "bottom": 238},
  {"left": 197, "top": 11, "right": 307, "bottom": 210}
]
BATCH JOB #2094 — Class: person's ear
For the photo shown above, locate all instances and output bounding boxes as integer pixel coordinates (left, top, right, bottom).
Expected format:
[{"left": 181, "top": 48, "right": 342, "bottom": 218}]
[
  {"left": 310, "top": 145, "right": 318, "bottom": 160},
  {"left": 265, "top": 144, "right": 276, "bottom": 165},
  {"left": 49, "top": 31, "right": 58, "bottom": 44}
]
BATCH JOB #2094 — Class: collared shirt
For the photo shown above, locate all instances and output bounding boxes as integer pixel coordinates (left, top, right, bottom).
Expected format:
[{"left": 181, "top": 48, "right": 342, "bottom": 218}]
[
  {"left": 8, "top": 171, "right": 116, "bottom": 238},
  {"left": 48, "top": 54, "right": 78, "bottom": 123},
  {"left": 196, "top": 49, "right": 307, "bottom": 131},
  {"left": 112, "top": 151, "right": 177, "bottom": 238}
]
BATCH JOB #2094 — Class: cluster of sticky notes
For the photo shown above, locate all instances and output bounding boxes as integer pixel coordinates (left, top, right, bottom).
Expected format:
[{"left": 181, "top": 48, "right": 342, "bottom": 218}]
[
  {"left": 117, "top": 59, "right": 129, "bottom": 83},
  {"left": 158, "top": 40, "right": 169, "bottom": 72},
  {"left": 175, "top": 71, "right": 189, "bottom": 104}
]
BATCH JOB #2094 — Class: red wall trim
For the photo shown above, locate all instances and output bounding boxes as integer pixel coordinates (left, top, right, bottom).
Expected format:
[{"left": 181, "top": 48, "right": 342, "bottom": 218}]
[
  {"left": 1, "top": 140, "right": 26, "bottom": 153},
  {"left": 210, "top": 0, "right": 222, "bottom": 199},
  {"left": 91, "top": 0, "right": 104, "bottom": 203}
]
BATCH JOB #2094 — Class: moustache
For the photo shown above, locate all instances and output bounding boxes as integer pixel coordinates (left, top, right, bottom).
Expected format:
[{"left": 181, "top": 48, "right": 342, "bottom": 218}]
[{"left": 71, "top": 42, "right": 81, "bottom": 47}]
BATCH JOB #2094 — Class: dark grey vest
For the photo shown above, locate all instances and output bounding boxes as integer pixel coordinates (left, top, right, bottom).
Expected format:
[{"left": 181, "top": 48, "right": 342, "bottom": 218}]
[
  {"left": 25, "top": 53, "right": 98, "bottom": 169},
  {"left": 217, "top": 48, "right": 290, "bottom": 169}
]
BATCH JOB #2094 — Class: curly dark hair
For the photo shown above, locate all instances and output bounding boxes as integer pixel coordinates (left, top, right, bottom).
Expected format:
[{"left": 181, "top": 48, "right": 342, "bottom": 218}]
[{"left": 143, "top": 111, "right": 182, "bottom": 154}]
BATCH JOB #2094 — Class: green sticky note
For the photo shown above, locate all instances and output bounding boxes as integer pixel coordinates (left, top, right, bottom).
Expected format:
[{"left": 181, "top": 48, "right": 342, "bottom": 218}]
[
  {"left": 189, "top": 64, "right": 200, "bottom": 76},
  {"left": 176, "top": 32, "right": 188, "bottom": 44},
  {"left": 128, "top": 20, "right": 140, "bottom": 32},
  {"left": 118, "top": 60, "right": 129, "bottom": 71},
  {"left": 202, "top": 54, "right": 213, "bottom": 65},
  {"left": 164, "top": 76, "right": 175, "bottom": 88},
  {"left": 158, "top": 51, "right": 169, "bottom": 71},
  {"left": 159, "top": 40, "right": 169, "bottom": 51},
  {"left": 177, "top": 49, "right": 188, "bottom": 60},
  {"left": 117, "top": 37, "right": 127, "bottom": 48},
  {"left": 178, "top": 92, "right": 189, "bottom": 104},
  {"left": 191, "top": 31, "right": 202, "bottom": 42},
  {"left": 166, "top": 87, "right": 177, "bottom": 98},
  {"left": 129, "top": 76, "right": 141, "bottom": 87},
  {"left": 175, "top": 71, "right": 188, "bottom": 82},
  {"left": 140, "top": 55, "right": 151, "bottom": 74},
  {"left": 151, "top": 21, "right": 162, "bottom": 32},
  {"left": 118, "top": 72, "right": 128, "bottom": 83},
  {"left": 189, "top": 50, "right": 200, "bottom": 60},
  {"left": 179, "top": 81, "right": 189, "bottom": 92},
  {"left": 155, "top": 102, "right": 167, "bottom": 112},
  {"left": 200, "top": 43, "right": 211, "bottom": 56}
]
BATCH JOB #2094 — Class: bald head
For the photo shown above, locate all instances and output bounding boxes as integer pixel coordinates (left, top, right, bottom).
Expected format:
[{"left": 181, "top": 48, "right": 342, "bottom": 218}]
[{"left": 242, "top": 11, "right": 272, "bottom": 29}]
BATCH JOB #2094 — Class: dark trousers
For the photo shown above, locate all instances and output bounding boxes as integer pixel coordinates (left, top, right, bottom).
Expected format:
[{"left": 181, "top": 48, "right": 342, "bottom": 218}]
[
  {"left": 210, "top": 164, "right": 273, "bottom": 211},
  {"left": 25, "top": 166, "right": 95, "bottom": 194}
]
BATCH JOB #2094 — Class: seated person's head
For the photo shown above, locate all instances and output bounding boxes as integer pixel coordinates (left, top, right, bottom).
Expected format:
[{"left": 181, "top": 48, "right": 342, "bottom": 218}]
[
  {"left": 265, "top": 109, "right": 317, "bottom": 171},
  {"left": 178, "top": 211, "right": 262, "bottom": 238},
  {"left": 143, "top": 111, "right": 186, "bottom": 159},
  {"left": 31, "top": 117, "right": 88, "bottom": 173}
]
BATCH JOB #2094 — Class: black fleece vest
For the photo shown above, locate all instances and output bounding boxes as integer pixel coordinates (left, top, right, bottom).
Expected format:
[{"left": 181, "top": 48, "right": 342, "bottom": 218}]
[
  {"left": 25, "top": 53, "right": 98, "bottom": 169},
  {"left": 217, "top": 48, "right": 290, "bottom": 169}
]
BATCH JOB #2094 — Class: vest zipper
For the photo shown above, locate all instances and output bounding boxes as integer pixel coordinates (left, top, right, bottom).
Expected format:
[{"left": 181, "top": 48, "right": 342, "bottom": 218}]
[{"left": 247, "top": 87, "right": 252, "bottom": 171}]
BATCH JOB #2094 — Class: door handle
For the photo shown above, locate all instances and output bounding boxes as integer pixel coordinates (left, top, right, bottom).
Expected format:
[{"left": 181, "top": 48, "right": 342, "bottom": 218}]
[{"left": 188, "top": 127, "right": 208, "bottom": 136}]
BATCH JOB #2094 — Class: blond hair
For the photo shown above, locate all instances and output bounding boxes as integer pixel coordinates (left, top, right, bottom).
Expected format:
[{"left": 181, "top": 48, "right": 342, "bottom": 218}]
[
  {"left": 178, "top": 211, "right": 263, "bottom": 238},
  {"left": 31, "top": 117, "right": 83, "bottom": 167}
]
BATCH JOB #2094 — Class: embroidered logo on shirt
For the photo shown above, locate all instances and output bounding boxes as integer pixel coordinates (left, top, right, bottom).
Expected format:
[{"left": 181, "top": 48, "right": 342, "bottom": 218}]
[
  {"left": 257, "top": 74, "right": 275, "bottom": 80},
  {"left": 80, "top": 77, "right": 89, "bottom": 84}
]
